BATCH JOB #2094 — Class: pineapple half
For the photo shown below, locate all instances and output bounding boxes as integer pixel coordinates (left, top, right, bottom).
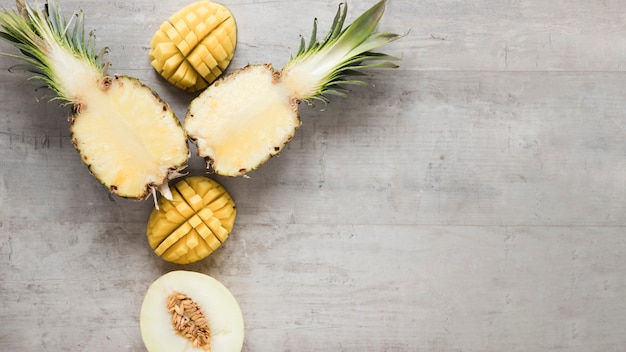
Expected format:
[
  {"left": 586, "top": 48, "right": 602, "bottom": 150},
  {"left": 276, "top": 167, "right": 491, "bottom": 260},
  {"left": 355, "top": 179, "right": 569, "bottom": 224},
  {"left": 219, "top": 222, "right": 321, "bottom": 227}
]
[
  {"left": 185, "top": 0, "right": 401, "bottom": 176},
  {"left": 0, "top": 0, "right": 189, "bottom": 201}
]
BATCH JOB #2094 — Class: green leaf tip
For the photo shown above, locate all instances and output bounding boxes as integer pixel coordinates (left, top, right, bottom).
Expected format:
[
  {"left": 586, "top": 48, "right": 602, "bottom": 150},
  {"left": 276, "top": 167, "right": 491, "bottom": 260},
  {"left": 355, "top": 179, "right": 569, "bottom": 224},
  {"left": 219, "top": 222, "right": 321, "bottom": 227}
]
[{"left": 283, "top": 0, "right": 404, "bottom": 102}]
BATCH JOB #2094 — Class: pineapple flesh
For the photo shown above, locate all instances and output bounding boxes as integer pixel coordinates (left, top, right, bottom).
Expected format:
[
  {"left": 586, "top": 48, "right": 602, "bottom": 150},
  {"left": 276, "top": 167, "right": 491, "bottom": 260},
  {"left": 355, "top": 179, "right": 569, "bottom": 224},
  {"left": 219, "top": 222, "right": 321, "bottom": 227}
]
[
  {"left": 186, "top": 64, "right": 300, "bottom": 176},
  {"left": 0, "top": 0, "right": 189, "bottom": 200},
  {"left": 184, "top": 0, "right": 401, "bottom": 176}
]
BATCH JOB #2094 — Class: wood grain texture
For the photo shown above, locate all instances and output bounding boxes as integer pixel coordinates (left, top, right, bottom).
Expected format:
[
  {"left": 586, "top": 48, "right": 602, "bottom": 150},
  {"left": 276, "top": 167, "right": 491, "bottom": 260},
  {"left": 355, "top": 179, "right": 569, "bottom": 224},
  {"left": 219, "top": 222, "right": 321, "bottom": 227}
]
[{"left": 0, "top": 0, "right": 625, "bottom": 351}]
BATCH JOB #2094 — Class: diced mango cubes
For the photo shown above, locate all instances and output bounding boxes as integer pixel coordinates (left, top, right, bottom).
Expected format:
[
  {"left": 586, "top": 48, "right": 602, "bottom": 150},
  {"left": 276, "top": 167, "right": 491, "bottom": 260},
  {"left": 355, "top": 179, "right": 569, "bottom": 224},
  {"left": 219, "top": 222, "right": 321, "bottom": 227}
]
[
  {"left": 147, "top": 176, "right": 237, "bottom": 264},
  {"left": 149, "top": 1, "right": 237, "bottom": 92}
]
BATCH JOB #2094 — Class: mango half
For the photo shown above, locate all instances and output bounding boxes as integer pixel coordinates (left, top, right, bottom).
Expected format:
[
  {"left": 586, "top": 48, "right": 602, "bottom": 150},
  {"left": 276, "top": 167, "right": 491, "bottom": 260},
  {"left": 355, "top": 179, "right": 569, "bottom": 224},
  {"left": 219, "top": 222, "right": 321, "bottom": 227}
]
[
  {"left": 140, "top": 270, "right": 245, "bottom": 352},
  {"left": 147, "top": 176, "right": 236, "bottom": 264},
  {"left": 149, "top": 1, "right": 237, "bottom": 92}
]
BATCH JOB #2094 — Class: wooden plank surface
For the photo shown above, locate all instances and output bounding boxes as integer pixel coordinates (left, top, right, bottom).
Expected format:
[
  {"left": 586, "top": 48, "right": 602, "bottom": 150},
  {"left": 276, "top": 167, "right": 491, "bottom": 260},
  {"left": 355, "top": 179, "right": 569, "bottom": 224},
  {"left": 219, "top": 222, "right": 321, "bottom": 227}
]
[{"left": 1, "top": 0, "right": 625, "bottom": 351}]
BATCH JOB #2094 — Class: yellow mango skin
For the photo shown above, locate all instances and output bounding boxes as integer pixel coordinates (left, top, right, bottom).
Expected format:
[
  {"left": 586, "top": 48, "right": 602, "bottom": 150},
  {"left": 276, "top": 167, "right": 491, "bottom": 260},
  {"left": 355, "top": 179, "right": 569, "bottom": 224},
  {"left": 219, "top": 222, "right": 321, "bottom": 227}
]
[
  {"left": 150, "top": 1, "right": 237, "bottom": 92},
  {"left": 147, "top": 176, "right": 237, "bottom": 264}
]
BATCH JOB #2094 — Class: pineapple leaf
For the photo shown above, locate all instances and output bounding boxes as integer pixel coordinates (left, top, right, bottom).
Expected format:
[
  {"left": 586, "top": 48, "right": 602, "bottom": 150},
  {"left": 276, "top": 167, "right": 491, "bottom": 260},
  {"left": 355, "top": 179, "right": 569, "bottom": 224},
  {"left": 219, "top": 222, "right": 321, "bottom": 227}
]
[
  {"left": 9, "top": 62, "right": 46, "bottom": 75},
  {"left": 282, "top": 0, "right": 403, "bottom": 101},
  {"left": 297, "top": 35, "right": 306, "bottom": 57},
  {"left": 326, "top": 2, "right": 347, "bottom": 43},
  {"left": 326, "top": 1, "right": 382, "bottom": 57},
  {"left": 322, "top": 88, "right": 349, "bottom": 98},
  {"left": 45, "top": 0, "right": 62, "bottom": 35},
  {"left": 0, "top": 0, "right": 107, "bottom": 101},
  {"left": 327, "top": 80, "right": 371, "bottom": 89},
  {"left": 346, "top": 32, "right": 402, "bottom": 58},
  {"left": 307, "top": 18, "right": 318, "bottom": 51},
  {"left": 16, "top": 0, "right": 27, "bottom": 17},
  {"left": 0, "top": 25, "right": 19, "bottom": 42},
  {"left": 72, "top": 10, "right": 84, "bottom": 51}
]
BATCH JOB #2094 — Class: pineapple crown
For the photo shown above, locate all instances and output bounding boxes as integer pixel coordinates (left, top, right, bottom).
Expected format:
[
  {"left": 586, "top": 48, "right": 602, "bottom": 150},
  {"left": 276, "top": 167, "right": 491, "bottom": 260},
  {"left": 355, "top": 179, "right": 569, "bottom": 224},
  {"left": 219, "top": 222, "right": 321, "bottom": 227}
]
[
  {"left": 0, "top": 0, "right": 109, "bottom": 101},
  {"left": 283, "top": 0, "right": 403, "bottom": 103}
]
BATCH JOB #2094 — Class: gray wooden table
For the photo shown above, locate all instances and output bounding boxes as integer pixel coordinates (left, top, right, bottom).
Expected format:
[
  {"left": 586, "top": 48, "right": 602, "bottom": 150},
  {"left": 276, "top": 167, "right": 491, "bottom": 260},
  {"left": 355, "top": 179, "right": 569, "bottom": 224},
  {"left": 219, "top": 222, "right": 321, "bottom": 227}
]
[{"left": 1, "top": 0, "right": 625, "bottom": 351}]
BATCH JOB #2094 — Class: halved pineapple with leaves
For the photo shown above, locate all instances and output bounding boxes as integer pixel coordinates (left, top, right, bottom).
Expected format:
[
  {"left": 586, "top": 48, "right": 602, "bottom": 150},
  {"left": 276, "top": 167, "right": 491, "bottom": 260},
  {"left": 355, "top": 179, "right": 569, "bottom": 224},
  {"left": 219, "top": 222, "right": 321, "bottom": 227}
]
[
  {"left": 0, "top": 0, "right": 189, "bottom": 201},
  {"left": 185, "top": 0, "right": 401, "bottom": 176}
]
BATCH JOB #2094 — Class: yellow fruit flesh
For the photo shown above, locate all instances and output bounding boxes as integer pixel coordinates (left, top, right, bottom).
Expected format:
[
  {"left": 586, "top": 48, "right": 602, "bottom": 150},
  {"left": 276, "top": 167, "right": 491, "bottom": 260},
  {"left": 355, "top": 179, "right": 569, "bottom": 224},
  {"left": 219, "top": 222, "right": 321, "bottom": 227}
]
[
  {"left": 185, "top": 64, "right": 301, "bottom": 176},
  {"left": 150, "top": 1, "right": 237, "bottom": 92},
  {"left": 147, "top": 176, "right": 236, "bottom": 264},
  {"left": 69, "top": 75, "right": 189, "bottom": 199}
]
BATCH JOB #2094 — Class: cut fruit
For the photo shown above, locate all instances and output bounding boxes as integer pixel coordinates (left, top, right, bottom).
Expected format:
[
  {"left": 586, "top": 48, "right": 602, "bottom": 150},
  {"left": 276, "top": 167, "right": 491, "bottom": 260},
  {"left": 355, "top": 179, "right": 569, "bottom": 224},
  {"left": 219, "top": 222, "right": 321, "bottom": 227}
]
[
  {"left": 0, "top": 0, "right": 189, "bottom": 200},
  {"left": 150, "top": 1, "right": 237, "bottom": 92},
  {"left": 184, "top": 0, "right": 401, "bottom": 176},
  {"left": 140, "top": 270, "right": 245, "bottom": 352},
  {"left": 186, "top": 64, "right": 299, "bottom": 176},
  {"left": 146, "top": 176, "right": 236, "bottom": 264}
]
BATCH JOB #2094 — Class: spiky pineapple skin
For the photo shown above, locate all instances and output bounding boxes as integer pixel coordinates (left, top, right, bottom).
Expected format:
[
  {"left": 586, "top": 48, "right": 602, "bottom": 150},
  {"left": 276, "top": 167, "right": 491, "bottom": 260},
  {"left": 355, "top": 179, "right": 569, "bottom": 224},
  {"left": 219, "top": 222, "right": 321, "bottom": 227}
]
[{"left": 185, "top": 64, "right": 301, "bottom": 176}]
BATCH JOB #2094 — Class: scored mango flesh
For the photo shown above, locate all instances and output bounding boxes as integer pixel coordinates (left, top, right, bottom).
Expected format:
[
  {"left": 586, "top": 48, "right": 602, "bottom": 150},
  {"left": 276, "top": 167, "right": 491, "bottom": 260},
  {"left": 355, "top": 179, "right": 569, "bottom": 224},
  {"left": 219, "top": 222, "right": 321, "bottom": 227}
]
[
  {"left": 149, "top": 1, "right": 237, "bottom": 92},
  {"left": 147, "top": 176, "right": 236, "bottom": 264}
]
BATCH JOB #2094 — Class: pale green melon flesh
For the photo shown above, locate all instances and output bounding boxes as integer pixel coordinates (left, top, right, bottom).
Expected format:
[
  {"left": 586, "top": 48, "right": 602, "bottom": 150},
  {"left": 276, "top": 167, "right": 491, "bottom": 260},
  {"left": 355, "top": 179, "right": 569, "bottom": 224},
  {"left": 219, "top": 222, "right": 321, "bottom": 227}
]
[{"left": 140, "top": 270, "right": 245, "bottom": 352}]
